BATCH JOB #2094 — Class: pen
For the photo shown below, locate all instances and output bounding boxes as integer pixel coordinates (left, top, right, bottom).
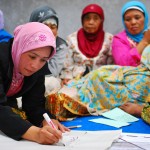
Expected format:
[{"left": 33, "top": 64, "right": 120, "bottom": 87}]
[
  {"left": 43, "top": 113, "right": 65, "bottom": 146},
  {"left": 43, "top": 113, "right": 57, "bottom": 129},
  {"left": 68, "top": 125, "right": 82, "bottom": 129}
]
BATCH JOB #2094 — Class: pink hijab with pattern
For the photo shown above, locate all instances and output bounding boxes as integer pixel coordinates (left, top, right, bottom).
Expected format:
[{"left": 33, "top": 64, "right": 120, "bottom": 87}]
[{"left": 7, "top": 22, "right": 56, "bottom": 96}]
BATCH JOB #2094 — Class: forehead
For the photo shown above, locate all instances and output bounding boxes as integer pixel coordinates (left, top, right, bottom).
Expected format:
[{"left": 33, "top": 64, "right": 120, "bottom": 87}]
[
  {"left": 124, "top": 9, "right": 144, "bottom": 17},
  {"left": 25, "top": 47, "right": 51, "bottom": 55},
  {"left": 84, "top": 12, "right": 100, "bottom": 18}
]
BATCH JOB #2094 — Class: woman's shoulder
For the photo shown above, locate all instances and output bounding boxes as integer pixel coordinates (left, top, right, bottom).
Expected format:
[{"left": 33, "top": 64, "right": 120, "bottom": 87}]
[
  {"left": 0, "top": 39, "right": 13, "bottom": 59},
  {"left": 67, "top": 31, "right": 77, "bottom": 40},
  {"left": 56, "top": 36, "right": 67, "bottom": 46},
  {"left": 114, "top": 30, "right": 126, "bottom": 38},
  {"left": 104, "top": 31, "right": 113, "bottom": 38}
]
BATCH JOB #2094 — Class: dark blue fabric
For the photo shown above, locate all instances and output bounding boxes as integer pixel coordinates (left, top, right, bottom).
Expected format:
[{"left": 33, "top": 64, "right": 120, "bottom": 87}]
[
  {"left": 61, "top": 115, "right": 150, "bottom": 134},
  {"left": 0, "top": 29, "right": 12, "bottom": 43}
]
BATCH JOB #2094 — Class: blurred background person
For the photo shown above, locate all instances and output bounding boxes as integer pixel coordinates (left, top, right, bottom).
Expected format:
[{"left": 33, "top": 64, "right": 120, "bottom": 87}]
[{"left": 0, "top": 9, "right": 12, "bottom": 42}]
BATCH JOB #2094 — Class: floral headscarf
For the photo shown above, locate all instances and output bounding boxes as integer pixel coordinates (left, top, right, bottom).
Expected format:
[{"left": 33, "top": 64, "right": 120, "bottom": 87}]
[{"left": 29, "top": 6, "right": 59, "bottom": 27}]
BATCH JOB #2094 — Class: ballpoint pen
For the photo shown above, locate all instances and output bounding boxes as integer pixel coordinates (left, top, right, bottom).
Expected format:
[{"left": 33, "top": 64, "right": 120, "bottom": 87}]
[{"left": 67, "top": 125, "right": 82, "bottom": 129}]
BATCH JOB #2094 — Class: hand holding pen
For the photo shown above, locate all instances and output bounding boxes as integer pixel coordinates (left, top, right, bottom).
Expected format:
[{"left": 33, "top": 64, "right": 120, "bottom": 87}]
[
  {"left": 30, "top": 113, "right": 62, "bottom": 145},
  {"left": 22, "top": 116, "right": 62, "bottom": 145},
  {"left": 43, "top": 113, "right": 69, "bottom": 146},
  {"left": 42, "top": 113, "right": 70, "bottom": 132}
]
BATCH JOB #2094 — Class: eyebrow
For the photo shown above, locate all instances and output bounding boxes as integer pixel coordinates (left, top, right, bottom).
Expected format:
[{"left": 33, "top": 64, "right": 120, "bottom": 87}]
[{"left": 30, "top": 52, "right": 50, "bottom": 59}]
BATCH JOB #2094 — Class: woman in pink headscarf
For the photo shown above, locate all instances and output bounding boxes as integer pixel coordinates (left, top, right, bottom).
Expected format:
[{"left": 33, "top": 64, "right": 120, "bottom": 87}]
[
  {"left": 0, "top": 22, "right": 69, "bottom": 144},
  {"left": 60, "top": 4, "right": 113, "bottom": 85}
]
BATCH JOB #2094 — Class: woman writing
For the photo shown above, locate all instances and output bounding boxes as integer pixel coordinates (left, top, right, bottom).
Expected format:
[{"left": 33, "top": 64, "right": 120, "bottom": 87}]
[
  {"left": 0, "top": 22, "right": 69, "bottom": 144},
  {"left": 112, "top": 1, "right": 150, "bottom": 66}
]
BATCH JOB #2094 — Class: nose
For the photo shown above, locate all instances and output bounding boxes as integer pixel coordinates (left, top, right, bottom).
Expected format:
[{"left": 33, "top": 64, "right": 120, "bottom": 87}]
[
  {"left": 131, "top": 18, "right": 137, "bottom": 24},
  {"left": 89, "top": 18, "right": 95, "bottom": 24},
  {"left": 30, "top": 60, "right": 41, "bottom": 70}
]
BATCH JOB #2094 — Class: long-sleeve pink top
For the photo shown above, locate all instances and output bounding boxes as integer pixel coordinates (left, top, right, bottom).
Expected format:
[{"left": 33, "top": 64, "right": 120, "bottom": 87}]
[{"left": 112, "top": 30, "right": 141, "bottom": 66}]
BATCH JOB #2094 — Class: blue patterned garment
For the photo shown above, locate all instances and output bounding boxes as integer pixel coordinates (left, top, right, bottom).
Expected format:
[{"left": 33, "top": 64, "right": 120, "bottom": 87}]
[{"left": 67, "top": 45, "right": 150, "bottom": 114}]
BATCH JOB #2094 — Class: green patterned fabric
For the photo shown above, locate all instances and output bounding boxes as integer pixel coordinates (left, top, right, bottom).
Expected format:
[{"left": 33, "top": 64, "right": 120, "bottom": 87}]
[
  {"left": 67, "top": 45, "right": 150, "bottom": 114},
  {"left": 46, "top": 46, "right": 150, "bottom": 119},
  {"left": 142, "top": 105, "right": 150, "bottom": 124}
]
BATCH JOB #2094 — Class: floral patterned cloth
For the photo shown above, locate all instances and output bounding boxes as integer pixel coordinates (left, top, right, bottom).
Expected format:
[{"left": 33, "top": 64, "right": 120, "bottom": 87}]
[
  {"left": 46, "top": 45, "right": 150, "bottom": 120},
  {"left": 60, "top": 31, "right": 113, "bottom": 80},
  {"left": 141, "top": 105, "right": 150, "bottom": 124}
]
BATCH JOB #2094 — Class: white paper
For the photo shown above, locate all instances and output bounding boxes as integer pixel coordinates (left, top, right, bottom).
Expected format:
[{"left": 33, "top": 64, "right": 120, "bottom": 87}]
[
  {"left": 0, "top": 130, "right": 121, "bottom": 150},
  {"left": 110, "top": 132, "right": 150, "bottom": 150}
]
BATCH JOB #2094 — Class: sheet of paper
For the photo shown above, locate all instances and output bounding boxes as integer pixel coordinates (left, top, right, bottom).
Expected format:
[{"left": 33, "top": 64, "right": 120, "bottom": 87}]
[
  {"left": 110, "top": 133, "right": 150, "bottom": 150},
  {"left": 89, "top": 118, "right": 130, "bottom": 128},
  {"left": 120, "top": 133, "right": 150, "bottom": 143},
  {"left": 102, "top": 108, "right": 139, "bottom": 123},
  {"left": 0, "top": 130, "right": 121, "bottom": 150}
]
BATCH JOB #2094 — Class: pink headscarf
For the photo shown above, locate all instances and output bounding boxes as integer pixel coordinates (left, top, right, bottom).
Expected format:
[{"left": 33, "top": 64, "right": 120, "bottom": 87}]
[{"left": 7, "top": 22, "right": 56, "bottom": 96}]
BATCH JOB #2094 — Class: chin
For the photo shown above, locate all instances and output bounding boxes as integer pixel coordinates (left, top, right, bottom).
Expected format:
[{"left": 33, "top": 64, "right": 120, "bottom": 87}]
[{"left": 22, "top": 72, "right": 34, "bottom": 76}]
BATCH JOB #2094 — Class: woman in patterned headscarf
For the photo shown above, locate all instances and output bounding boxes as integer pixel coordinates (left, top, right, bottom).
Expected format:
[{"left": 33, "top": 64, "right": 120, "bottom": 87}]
[
  {"left": 112, "top": 1, "right": 150, "bottom": 66},
  {"left": 0, "top": 9, "right": 12, "bottom": 42},
  {"left": 0, "top": 22, "right": 69, "bottom": 144},
  {"left": 60, "top": 4, "right": 113, "bottom": 85}
]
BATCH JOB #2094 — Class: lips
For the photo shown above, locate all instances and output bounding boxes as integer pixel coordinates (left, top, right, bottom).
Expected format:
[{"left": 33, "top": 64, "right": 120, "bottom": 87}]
[
  {"left": 131, "top": 27, "right": 138, "bottom": 31},
  {"left": 25, "top": 68, "right": 34, "bottom": 74}
]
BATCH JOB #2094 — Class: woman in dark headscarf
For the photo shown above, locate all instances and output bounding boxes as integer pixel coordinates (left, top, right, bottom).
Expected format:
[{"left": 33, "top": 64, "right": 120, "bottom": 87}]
[
  {"left": 29, "top": 6, "right": 68, "bottom": 95},
  {"left": 60, "top": 4, "right": 113, "bottom": 85}
]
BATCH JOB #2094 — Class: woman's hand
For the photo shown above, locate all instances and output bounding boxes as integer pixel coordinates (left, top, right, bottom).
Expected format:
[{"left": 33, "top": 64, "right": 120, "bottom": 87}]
[
  {"left": 22, "top": 125, "right": 62, "bottom": 145},
  {"left": 61, "top": 79, "right": 70, "bottom": 86},
  {"left": 143, "top": 29, "right": 150, "bottom": 44},
  {"left": 42, "top": 119, "right": 70, "bottom": 133},
  {"left": 119, "top": 102, "right": 144, "bottom": 117},
  {"left": 51, "top": 119, "right": 70, "bottom": 132}
]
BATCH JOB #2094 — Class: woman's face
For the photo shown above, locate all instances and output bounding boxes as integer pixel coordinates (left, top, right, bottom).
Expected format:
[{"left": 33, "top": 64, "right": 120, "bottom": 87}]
[
  {"left": 82, "top": 13, "right": 102, "bottom": 34},
  {"left": 19, "top": 46, "right": 52, "bottom": 76},
  {"left": 124, "top": 9, "right": 145, "bottom": 35},
  {"left": 44, "top": 23, "right": 58, "bottom": 37}
]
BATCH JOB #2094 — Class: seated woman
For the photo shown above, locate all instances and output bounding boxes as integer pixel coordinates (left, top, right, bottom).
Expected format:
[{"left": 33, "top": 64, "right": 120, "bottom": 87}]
[
  {"left": 0, "top": 22, "right": 69, "bottom": 144},
  {"left": 0, "top": 9, "right": 12, "bottom": 42},
  {"left": 46, "top": 44, "right": 150, "bottom": 121},
  {"left": 60, "top": 4, "right": 113, "bottom": 85},
  {"left": 29, "top": 6, "right": 68, "bottom": 95},
  {"left": 112, "top": 1, "right": 150, "bottom": 66}
]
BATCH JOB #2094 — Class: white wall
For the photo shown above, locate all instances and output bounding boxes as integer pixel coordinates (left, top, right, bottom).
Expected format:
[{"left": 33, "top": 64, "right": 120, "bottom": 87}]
[{"left": 0, "top": 0, "right": 149, "bottom": 39}]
